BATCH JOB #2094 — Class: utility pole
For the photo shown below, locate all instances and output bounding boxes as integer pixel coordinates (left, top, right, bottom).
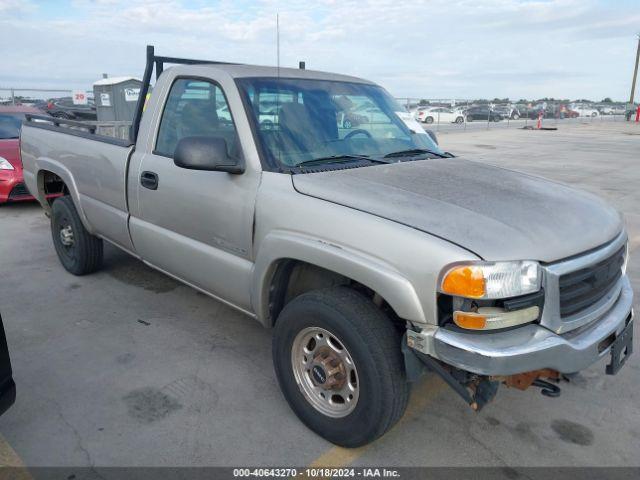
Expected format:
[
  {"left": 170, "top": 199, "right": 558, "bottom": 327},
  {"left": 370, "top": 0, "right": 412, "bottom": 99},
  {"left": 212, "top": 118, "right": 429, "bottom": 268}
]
[{"left": 630, "top": 34, "right": 640, "bottom": 105}]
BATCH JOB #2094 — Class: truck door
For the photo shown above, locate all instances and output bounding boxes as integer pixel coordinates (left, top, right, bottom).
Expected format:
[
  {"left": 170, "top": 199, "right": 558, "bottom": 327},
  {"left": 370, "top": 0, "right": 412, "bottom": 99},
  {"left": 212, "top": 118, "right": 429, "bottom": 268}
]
[{"left": 128, "top": 76, "right": 260, "bottom": 314}]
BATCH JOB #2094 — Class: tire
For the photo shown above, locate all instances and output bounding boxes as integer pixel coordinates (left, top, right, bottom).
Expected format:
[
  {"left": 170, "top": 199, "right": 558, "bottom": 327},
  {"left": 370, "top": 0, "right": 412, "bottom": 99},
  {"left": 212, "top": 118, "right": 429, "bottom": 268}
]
[
  {"left": 273, "top": 287, "right": 410, "bottom": 447},
  {"left": 425, "top": 116, "right": 434, "bottom": 124},
  {"left": 591, "top": 112, "right": 597, "bottom": 117},
  {"left": 512, "top": 113, "right": 520, "bottom": 120},
  {"left": 455, "top": 116, "right": 464, "bottom": 124},
  {"left": 467, "top": 116, "right": 473, "bottom": 122},
  {"left": 51, "top": 196, "right": 103, "bottom": 275}
]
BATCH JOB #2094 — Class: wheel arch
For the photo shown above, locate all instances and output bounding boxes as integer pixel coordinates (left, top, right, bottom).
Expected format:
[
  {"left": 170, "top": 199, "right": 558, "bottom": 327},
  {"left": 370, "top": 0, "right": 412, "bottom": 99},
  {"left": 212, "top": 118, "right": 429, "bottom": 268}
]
[
  {"left": 35, "top": 162, "right": 93, "bottom": 232},
  {"left": 251, "top": 231, "right": 426, "bottom": 327}
]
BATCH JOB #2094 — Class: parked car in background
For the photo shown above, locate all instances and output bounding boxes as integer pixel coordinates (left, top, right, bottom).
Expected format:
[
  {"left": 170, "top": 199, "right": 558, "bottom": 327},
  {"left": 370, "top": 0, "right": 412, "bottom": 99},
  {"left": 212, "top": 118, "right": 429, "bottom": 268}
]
[
  {"left": 465, "top": 106, "right": 503, "bottom": 122},
  {"left": 493, "top": 105, "right": 521, "bottom": 120},
  {"left": 339, "top": 111, "right": 369, "bottom": 129},
  {"left": 610, "top": 105, "right": 627, "bottom": 115},
  {"left": 562, "top": 106, "right": 580, "bottom": 118},
  {"left": 42, "top": 97, "right": 97, "bottom": 121},
  {"left": 417, "top": 107, "right": 465, "bottom": 124},
  {"left": 0, "top": 106, "right": 63, "bottom": 203},
  {"left": 597, "top": 105, "right": 613, "bottom": 115},
  {"left": 570, "top": 104, "right": 599, "bottom": 117},
  {"left": 352, "top": 102, "right": 388, "bottom": 123}
]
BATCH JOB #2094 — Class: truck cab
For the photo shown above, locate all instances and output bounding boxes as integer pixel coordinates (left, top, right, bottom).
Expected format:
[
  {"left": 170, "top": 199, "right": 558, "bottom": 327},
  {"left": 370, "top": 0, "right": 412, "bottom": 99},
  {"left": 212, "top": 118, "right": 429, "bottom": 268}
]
[{"left": 19, "top": 47, "right": 634, "bottom": 448}]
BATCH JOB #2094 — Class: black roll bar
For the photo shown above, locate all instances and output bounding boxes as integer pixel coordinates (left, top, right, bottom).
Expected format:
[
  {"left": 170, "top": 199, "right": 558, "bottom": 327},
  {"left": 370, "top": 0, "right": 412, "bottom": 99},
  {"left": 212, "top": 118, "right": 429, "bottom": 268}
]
[{"left": 130, "top": 45, "right": 240, "bottom": 143}]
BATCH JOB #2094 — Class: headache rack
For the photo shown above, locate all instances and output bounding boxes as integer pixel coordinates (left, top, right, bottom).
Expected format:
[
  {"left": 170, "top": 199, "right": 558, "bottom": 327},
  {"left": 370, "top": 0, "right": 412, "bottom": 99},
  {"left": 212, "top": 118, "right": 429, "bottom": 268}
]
[
  {"left": 130, "top": 45, "right": 241, "bottom": 143},
  {"left": 23, "top": 46, "right": 241, "bottom": 146}
]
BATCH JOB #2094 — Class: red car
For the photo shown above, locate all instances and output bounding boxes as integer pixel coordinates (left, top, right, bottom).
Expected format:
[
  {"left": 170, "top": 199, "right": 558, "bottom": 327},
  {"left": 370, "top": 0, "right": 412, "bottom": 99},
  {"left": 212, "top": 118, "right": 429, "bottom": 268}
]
[{"left": 0, "top": 105, "right": 47, "bottom": 203}]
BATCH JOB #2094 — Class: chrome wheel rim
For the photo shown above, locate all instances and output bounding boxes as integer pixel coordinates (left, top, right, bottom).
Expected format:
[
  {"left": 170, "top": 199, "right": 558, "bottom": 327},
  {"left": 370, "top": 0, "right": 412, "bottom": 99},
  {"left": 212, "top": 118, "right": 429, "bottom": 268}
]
[{"left": 291, "top": 327, "right": 359, "bottom": 418}]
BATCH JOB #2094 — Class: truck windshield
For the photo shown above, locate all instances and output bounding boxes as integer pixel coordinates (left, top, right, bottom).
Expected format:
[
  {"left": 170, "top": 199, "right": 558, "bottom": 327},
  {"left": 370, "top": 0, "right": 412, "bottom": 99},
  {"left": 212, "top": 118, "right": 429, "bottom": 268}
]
[
  {"left": 236, "top": 78, "right": 443, "bottom": 169},
  {"left": 0, "top": 114, "right": 24, "bottom": 140}
]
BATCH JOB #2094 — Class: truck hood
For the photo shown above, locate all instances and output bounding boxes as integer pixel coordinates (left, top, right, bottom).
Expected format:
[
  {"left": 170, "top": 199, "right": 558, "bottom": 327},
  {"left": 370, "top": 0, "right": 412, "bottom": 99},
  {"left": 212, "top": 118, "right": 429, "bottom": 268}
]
[{"left": 292, "top": 158, "right": 623, "bottom": 263}]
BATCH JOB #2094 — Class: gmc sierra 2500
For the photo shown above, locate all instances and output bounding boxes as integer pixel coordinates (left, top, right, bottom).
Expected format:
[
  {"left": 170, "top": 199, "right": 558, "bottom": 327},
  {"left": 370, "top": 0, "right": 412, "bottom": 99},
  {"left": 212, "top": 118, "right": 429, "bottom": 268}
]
[{"left": 20, "top": 47, "right": 633, "bottom": 447}]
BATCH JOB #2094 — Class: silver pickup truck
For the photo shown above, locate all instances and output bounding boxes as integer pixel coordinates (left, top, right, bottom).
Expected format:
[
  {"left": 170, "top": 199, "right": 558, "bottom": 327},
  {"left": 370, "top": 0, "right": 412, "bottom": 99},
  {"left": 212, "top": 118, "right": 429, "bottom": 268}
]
[{"left": 21, "top": 47, "right": 633, "bottom": 447}]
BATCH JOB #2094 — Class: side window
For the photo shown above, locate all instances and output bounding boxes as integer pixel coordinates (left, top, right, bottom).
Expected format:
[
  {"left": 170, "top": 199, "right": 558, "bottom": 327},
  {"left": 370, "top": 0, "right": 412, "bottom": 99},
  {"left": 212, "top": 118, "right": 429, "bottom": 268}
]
[{"left": 155, "top": 78, "right": 239, "bottom": 158}]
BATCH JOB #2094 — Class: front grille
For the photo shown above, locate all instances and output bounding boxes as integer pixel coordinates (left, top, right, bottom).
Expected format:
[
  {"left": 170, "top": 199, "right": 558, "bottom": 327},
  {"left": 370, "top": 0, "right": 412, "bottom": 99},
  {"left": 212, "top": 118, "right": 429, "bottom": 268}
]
[
  {"left": 8, "top": 183, "right": 30, "bottom": 199},
  {"left": 558, "top": 246, "right": 625, "bottom": 317}
]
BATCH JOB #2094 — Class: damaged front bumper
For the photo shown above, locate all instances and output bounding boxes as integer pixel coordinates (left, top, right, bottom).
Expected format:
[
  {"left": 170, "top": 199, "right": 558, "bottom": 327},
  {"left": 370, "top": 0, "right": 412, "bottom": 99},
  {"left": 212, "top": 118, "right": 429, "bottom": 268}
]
[
  {"left": 408, "top": 276, "right": 633, "bottom": 377},
  {"left": 404, "top": 276, "right": 633, "bottom": 409}
]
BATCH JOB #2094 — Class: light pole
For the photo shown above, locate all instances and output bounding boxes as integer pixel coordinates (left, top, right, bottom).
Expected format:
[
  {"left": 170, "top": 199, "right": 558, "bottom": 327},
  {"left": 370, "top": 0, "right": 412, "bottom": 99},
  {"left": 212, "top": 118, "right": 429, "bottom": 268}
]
[{"left": 629, "top": 34, "right": 640, "bottom": 107}]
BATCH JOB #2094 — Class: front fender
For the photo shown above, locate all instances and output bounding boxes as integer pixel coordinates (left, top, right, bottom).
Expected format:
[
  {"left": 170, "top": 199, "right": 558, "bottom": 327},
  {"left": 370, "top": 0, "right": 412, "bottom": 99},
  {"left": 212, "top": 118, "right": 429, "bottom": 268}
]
[{"left": 251, "top": 230, "right": 426, "bottom": 327}]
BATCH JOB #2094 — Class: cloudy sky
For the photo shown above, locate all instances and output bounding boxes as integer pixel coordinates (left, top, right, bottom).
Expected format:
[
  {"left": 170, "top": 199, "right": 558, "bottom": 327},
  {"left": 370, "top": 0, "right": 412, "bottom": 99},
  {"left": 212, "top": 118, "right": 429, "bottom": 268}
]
[{"left": 0, "top": 0, "right": 638, "bottom": 101}]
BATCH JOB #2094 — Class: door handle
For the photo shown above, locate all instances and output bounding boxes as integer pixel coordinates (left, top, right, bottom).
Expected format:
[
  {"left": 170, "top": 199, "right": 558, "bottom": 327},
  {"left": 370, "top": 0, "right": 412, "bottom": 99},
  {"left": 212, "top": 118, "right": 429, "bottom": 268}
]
[{"left": 140, "top": 171, "right": 158, "bottom": 190}]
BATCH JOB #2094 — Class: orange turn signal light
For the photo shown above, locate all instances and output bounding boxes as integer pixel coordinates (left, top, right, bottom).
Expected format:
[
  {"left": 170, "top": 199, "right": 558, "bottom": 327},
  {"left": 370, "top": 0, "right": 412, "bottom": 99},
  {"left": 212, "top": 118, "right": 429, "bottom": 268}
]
[
  {"left": 441, "top": 266, "right": 485, "bottom": 298},
  {"left": 453, "top": 312, "right": 487, "bottom": 330}
]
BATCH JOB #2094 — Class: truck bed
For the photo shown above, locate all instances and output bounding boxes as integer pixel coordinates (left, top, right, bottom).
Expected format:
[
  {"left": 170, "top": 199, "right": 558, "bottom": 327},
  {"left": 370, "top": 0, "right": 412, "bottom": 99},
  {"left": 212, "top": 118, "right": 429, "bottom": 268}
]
[{"left": 20, "top": 117, "right": 136, "bottom": 252}]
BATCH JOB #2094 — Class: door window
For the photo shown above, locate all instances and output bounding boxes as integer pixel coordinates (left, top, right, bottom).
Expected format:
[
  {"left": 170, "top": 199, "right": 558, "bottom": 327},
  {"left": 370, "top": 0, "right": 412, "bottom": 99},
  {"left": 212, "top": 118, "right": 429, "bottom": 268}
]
[{"left": 155, "top": 78, "right": 239, "bottom": 158}]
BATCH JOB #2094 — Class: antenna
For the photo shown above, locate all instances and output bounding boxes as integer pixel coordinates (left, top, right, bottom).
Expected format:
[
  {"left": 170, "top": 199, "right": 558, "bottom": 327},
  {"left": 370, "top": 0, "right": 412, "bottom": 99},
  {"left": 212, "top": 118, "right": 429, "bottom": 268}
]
[
  {"left": 276, "top": 13, "right": 280, "bottom": 72},
  {"left": 276, "top": 13, "right": 282, "bottom": 165}
]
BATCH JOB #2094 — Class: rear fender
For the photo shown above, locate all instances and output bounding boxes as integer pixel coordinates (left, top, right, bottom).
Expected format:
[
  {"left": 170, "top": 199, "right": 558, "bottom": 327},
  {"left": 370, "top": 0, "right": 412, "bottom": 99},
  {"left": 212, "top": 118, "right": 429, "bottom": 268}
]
[{"left": 32, "top": 158, "right": 94, "bottom": 233}]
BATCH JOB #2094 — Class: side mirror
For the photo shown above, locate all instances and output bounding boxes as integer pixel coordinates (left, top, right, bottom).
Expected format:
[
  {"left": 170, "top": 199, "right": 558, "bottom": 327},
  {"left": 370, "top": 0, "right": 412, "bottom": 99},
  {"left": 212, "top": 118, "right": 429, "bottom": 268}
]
[{"left": 173, "top": 136, "right": 244, "bottom": 174}]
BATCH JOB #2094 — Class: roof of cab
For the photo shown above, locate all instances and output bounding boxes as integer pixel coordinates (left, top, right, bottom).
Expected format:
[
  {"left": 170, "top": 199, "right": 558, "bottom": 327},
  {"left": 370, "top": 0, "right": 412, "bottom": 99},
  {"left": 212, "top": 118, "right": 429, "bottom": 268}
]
[{"left": 170, "top": 63, "right": 375, "bottom": 85}]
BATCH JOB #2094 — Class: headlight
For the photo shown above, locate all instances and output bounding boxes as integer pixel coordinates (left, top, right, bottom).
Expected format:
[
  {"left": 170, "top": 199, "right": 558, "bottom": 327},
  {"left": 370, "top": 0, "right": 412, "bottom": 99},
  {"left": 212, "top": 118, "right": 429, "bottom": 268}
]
[
  {"left": 0, "top": 156, "right": 14, "bottom": 170},
  {"left": 440, "top": 260, "right": 541, "bottom": 299}
]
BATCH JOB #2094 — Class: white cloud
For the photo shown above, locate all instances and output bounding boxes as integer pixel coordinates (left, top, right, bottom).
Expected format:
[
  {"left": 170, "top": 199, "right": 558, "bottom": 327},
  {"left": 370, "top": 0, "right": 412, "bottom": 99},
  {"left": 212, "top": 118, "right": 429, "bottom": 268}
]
[{"left": 0, "top": 0, "right": 637, "bottom": 100}]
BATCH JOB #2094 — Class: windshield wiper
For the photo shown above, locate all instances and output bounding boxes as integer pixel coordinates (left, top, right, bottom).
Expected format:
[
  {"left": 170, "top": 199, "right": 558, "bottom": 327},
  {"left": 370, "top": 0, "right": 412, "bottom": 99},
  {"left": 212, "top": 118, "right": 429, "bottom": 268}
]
[
  {"left": 295, "top": 154, "right": 390, "bottom": 168},
  {"left": 384, "top": 148, "right": 451, "bottom": 159}
]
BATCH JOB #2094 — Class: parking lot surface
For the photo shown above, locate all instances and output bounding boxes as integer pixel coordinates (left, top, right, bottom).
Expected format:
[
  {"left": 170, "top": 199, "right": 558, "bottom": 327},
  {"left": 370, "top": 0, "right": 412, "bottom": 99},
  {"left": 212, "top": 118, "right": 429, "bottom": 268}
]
[{"left": 0, "top": 120, "right": 638, "bottom": 469}]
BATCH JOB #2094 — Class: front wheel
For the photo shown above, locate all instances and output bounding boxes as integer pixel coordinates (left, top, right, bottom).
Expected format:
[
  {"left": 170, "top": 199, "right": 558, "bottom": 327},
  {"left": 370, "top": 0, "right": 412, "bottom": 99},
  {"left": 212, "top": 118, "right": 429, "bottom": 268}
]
[
  {"left": 455, "top": 116, "right": 464, "bottom": 124},
  {"left": 273, "top": 287, "right": 410, "bottom": 447},
  {"left": 51, "top": 196, "right": 103, "bottom": 275}
]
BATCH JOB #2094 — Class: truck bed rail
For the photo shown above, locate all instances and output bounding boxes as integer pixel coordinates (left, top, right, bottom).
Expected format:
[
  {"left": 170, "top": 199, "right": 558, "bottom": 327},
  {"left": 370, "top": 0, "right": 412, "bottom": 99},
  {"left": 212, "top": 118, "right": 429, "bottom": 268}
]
[{"left": 23, "top": 114, "right": 134, "bottom": 147}]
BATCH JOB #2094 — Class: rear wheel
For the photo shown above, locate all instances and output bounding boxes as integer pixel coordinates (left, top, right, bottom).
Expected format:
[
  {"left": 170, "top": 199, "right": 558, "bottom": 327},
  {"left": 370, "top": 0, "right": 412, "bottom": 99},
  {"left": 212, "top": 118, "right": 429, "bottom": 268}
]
[
  {"left": 273, "top": 287, "right": 410, "bottom": 447},
  {"left": 425, "top": 116, "right": 434, "bottom": 124},
  {"left": 455, "top": 116, "right": 464, "bottom": 123},
  {"left": 51, "top": 196, "right": 103, "bottom": 275}
]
